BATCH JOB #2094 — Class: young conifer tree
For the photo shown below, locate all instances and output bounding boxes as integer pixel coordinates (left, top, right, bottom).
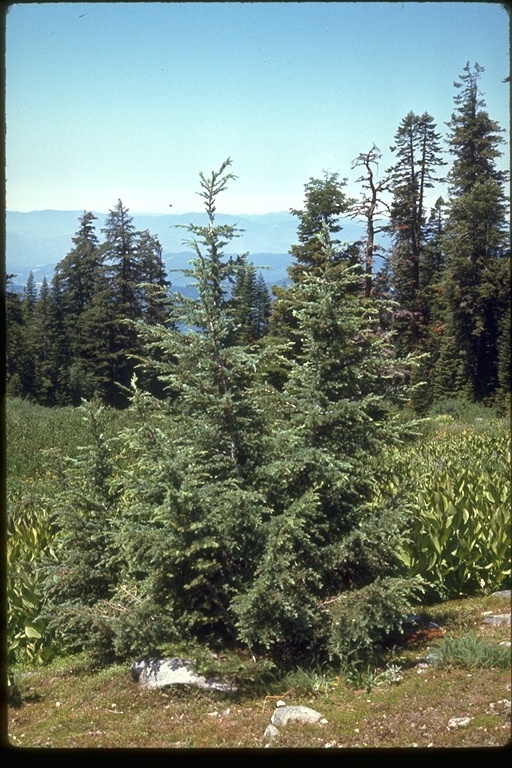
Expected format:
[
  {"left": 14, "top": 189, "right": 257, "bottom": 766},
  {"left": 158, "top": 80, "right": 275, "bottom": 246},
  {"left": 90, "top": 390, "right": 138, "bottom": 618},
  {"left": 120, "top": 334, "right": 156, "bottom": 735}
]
[
  {"left": 109, "top": 160, "right": 275, "bottom": 649},
  {"left": 43, "top": 162, "right": 422, "bottom": 665},
  {"left": 233, "top": 225, "right": 422, "bottom": 660}
]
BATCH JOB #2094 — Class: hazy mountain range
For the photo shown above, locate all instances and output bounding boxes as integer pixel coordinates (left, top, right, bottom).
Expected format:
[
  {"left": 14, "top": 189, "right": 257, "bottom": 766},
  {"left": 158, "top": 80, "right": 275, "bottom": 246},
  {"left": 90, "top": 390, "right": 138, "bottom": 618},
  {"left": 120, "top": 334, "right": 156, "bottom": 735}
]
[{"left": 6, "top": 209, "right": 373, "bottom": 290}]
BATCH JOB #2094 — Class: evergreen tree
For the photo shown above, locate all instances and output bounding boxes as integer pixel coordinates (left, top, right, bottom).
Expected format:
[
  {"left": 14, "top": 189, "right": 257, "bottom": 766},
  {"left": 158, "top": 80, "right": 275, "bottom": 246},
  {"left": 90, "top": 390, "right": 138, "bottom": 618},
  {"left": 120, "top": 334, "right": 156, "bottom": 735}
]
[
  {"left": 135, "top": 230, "right": 171, "bottom": 326},
  {"left": 386, "top": 112, "right": 446, "bottom": 355},
  {"left": 52, "top": 212, "right": 109, "bottom": 404},
  {"left": 43, "top": 163, "right": 422, "bottom": 667},
  {"left": 32, "top": 277, "right": 58, "bottom": 403},
  {"left": 15, "top": 272, "right": 41, "bottom": 400},
  {"left": 270, "top": 172, "right": 358, "bottom": 353},
  {"left": 234, "top": 225, "right": 422, "bottom": 659},
  {"left": 110, "top": 160, "right": 272, "bottom": 647},
  {"left": 254, "top": 272, "right": 272, "bottom": 339},
  {"left": 230, "top": 257, "right": 271, "bottom": 344},
  {"left": 434, "top": 63, "right": 510, "bottom": 401},
  {"left": 48, "top": 271, "right": 76, "bottom": 405},
  {"left": 55, "top": 211, "right": 103, "bottom": 318},
  {"left": 288, "top": 172, "right": 357, "bottom": 282},
  {"left": 99, "top": 200, "right": 142, "bottom": 406},
  {"left": 97, "top": 201, "right": 173, "bottom": 406},
  {"left": 23, "top": 271, "right": 38, "bottom": 314},
  {"left": 5, "top": 275, "right": 26, "bottom": 397}
]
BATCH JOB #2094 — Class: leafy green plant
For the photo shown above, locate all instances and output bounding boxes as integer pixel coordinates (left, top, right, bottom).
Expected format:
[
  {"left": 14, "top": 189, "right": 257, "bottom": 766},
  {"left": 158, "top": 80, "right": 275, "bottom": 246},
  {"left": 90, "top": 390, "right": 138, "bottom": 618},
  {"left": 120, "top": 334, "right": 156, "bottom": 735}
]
[
  {"left": 343, "top": 660, "right": 404, "bottom": 693},
  {"left": 375, "top": 422, "right": 510, "bottom": 598},
  {"left": 280, "top": 660, "right": 341, "bottom": 696},
  {"left": 343, "top": 664, "right": 380, "bottom": 693},
  {"left": 432, "top": 631, "right": 511, "bottom": 670},
  {"left": 7, "top": 489, "right": 56, "bottom": 665}
]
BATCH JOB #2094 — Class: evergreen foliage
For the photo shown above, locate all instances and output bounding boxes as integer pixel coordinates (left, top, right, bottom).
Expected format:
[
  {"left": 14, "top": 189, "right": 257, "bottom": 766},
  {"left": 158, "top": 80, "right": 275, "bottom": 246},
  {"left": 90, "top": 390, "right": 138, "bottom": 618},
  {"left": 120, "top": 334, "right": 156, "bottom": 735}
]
[
  {"left": 42, "top": 162, "right": 422, "bottom": 667},
  {"left": 434, "top": 63, "right": 509, "bottom": 401},
  {"left": 386, "top": 111, "right": 446, "bottom": 357},
  {"left": 6, "top": 208, "right": 174, "bottom": 407}
]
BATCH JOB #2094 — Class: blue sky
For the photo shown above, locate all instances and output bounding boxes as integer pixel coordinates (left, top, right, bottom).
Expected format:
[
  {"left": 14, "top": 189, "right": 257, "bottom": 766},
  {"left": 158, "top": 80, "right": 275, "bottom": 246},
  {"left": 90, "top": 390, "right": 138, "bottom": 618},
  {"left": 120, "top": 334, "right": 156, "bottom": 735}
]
[{"left": 6, "top": 2, "right": 510, "bottom": 215}]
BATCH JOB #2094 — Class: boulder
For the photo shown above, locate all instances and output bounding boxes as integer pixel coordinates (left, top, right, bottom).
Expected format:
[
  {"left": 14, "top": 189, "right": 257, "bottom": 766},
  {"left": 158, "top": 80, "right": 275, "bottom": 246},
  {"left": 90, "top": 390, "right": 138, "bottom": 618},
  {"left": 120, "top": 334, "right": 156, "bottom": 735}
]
[
  {"left": 130, "top": 657, "right": 236, "bottom": 693},
  {"left": 271, "top": 705, "right": 325, "bottom": 727},
  {"left": 482, "top": 614, "right": 511, "bottom": 626}
]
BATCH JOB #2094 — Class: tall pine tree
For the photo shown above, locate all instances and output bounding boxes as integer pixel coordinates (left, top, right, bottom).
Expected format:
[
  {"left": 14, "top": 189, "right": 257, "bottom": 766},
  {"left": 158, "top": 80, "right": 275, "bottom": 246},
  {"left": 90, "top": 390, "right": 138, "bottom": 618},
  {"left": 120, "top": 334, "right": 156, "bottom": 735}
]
[
  {"left": 434, "top": 63, "right": 510, "bottom": 401},
  {"left": 386, "top": 112, "right": 446, "bottom": 356}
]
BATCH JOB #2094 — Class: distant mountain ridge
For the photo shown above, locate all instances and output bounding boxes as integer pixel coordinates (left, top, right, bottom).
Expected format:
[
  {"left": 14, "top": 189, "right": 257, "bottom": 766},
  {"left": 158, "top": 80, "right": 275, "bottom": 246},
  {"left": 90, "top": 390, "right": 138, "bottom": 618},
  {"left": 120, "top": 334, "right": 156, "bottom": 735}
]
[{"left": 6, "top": 209, "right": 369, "bottom": 289}]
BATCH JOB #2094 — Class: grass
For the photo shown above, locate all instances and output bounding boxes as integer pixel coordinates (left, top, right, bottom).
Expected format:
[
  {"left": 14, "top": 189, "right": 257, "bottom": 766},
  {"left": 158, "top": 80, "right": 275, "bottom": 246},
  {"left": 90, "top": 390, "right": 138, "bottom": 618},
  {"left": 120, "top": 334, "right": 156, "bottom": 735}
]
[
  {"left": 5, "top": 396, "right": 128, "bottom": 495},
  {"left": 7, "top": 592, "right": 511, "bottom": 750}
]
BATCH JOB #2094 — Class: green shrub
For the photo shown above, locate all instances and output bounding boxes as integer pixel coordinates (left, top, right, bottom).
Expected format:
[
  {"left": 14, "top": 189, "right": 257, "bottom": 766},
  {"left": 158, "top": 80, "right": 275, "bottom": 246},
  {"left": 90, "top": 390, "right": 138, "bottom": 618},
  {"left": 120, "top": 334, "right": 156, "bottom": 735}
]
[{"left": 327, "top": 577, "right": 423, "bottom": 665}]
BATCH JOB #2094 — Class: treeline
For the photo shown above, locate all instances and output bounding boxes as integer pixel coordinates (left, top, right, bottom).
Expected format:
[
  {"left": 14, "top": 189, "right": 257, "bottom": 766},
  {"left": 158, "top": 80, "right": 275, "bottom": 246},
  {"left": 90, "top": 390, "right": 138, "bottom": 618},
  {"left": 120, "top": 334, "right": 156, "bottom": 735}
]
[
  {"left": 5, "top": 63, "right": 510, "bottom": 411},
  {"left": 5, "top": 203, "right": 272, "bottom": 408}
]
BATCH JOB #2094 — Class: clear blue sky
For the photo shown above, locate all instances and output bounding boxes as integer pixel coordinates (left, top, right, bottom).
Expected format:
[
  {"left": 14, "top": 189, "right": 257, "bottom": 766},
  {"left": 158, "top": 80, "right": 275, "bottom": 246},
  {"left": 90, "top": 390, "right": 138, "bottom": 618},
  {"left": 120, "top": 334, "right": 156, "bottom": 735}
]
[{"left": 6, "top": 2, "right": 510, "bottom": 215}]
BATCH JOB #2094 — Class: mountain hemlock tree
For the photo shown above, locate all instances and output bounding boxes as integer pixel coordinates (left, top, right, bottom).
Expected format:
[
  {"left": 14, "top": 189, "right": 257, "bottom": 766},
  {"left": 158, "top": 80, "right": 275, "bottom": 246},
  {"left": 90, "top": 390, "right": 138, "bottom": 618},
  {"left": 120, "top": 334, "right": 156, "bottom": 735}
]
[
  {"left": 52, "top": 212, "right": 106, "bottom": 404},
  {"left": 5, "top": 274, "right": 27, "bottom": 398},
  {"left": 44, "top": 160, "right": 422, "bottom": 667},
  {"left": 233, "top": 224, "right": 423, "bottom": 660},
  {"left": 55, "top": 211, "right": 103, "bottom": 318},
  {"left": 14, "top": 272, "right": 41, "bottom": 401},
  {"left": 99, "top": 200, "right": 145, "bottom": 407},
  {"left": 66, "top": 159, "right": 275, "bottom": 651},
  {"left": 230, "top": 256, "right": 272, "bottom": 344},
  {"left": 288, "top": 172, "right": 358, "bottom": 282},
  {"left": 434, "top": 62, "right": 510, "bottom": 401},
  {"left": 386, "top": 112, "right": 446, "bottom": 357},
  {"left": 31, "top": 277, "right": 59, "bottom": 404},
  {"left": 270, "top": 172, "right": 359, "bottom": 353}
]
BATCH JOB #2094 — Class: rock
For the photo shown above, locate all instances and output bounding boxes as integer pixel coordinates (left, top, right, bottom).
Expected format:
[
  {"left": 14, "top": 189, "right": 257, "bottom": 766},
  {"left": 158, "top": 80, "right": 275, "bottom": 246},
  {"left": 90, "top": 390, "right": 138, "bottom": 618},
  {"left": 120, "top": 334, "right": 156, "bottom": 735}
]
[
  {"left": 482, "top": 613, "right": 511, "bottom": 626},
  {"left": 271, "top": 705, "right": 325, "bottom": 727},
  {"left": 491, "top": 590, "right": 511, "bottom": 598},
  {"left": 263, "top": 723, "right": 280, "bottom": 742},
  {"left": 447, "top": 716, "right": 471, "bottom": 729},
  {"left": 130, "top": 657, "right": 236, "bottom": 693}
]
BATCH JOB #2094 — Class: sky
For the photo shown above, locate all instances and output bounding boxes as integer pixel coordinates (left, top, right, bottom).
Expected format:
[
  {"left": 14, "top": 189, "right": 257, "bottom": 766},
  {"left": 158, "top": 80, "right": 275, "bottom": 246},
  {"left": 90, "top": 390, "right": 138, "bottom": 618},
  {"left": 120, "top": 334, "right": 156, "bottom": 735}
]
[{"left": 5, "top": 1, "right": 511, "bottom": 215}]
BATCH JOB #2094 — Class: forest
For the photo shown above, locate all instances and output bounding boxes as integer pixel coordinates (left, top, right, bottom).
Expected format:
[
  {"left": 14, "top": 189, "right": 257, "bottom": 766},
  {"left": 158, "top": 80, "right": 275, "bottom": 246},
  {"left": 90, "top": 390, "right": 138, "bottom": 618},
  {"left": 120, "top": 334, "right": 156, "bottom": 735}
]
[{"left": 6, "top": 63, "right": 511, "bottom": 685}]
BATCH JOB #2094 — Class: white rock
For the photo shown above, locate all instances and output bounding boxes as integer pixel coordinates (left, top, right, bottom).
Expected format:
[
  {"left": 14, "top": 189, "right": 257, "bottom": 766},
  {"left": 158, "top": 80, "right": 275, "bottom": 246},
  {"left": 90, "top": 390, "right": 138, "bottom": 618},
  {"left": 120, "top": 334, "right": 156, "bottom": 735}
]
[
  {"left": 271, "top": 705, "right": 324, "bottom": 727},
  {"left": 263, "top": 723, "right": 280, "bottom": 741},
  {"left": 130, "top": 657, "right": 236, "bottom": 692},
  {"left": 447, "top": 716, "right": 471, "bottom": 729}
]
